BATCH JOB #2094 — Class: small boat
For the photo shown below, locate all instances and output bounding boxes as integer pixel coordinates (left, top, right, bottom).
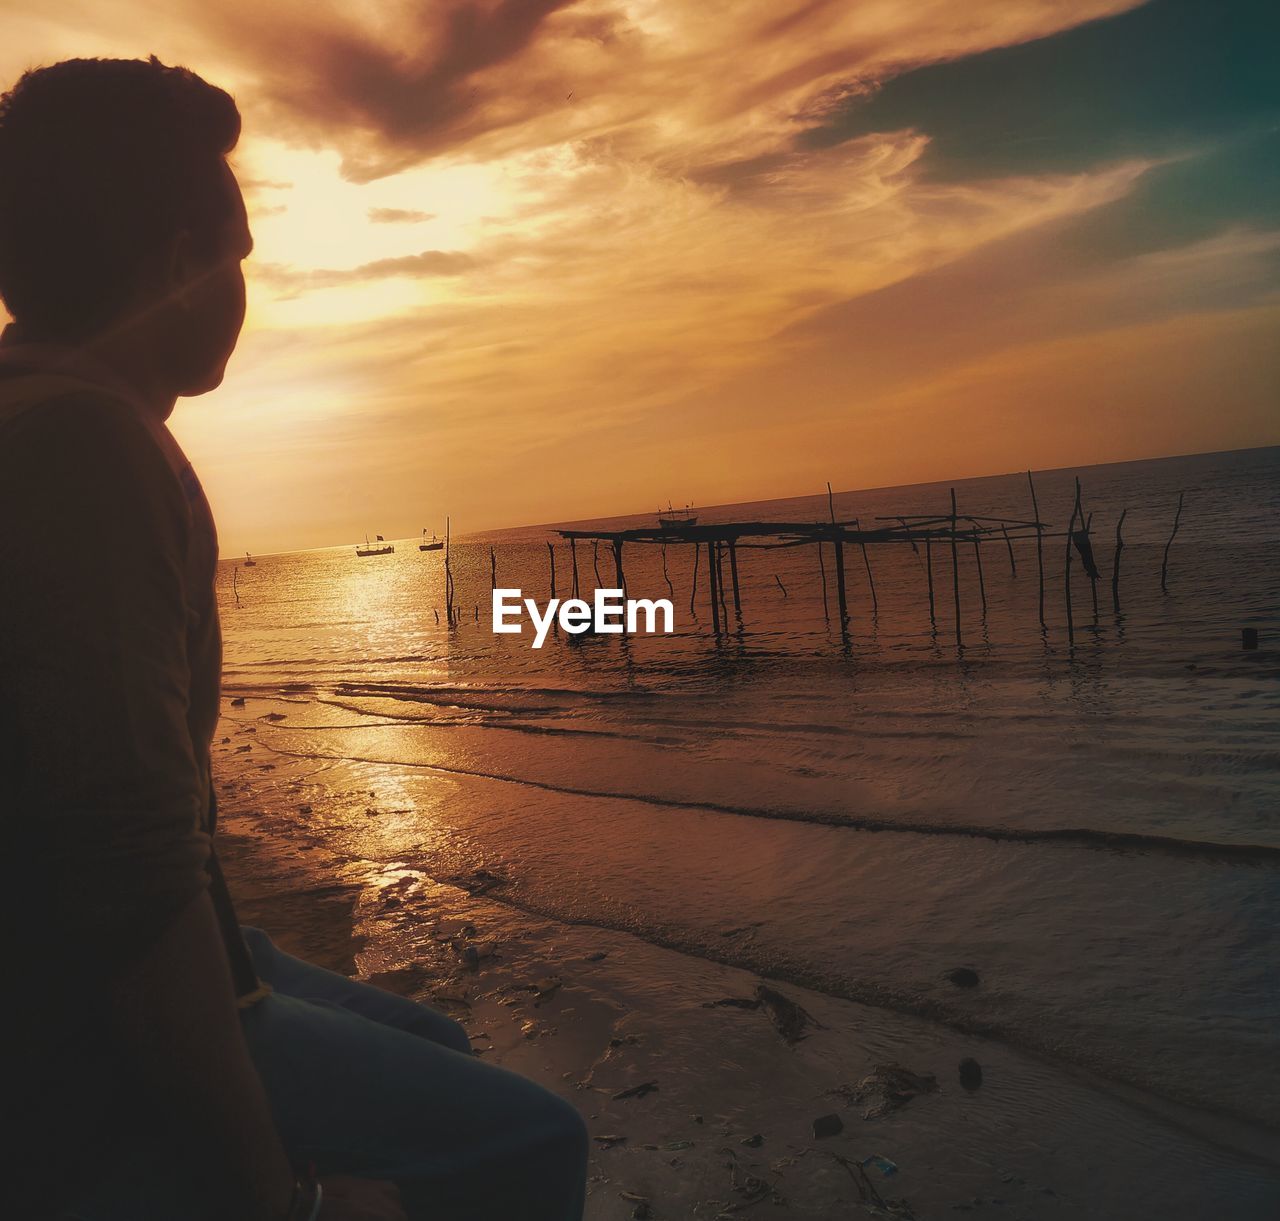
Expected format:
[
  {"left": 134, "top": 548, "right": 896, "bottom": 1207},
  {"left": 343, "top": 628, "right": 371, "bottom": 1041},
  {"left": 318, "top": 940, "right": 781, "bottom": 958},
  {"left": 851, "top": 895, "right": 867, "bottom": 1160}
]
[
  {"left": 419, "top": 529, "right": 444, "bottom": 552},
  {"left": 658, "top": 502, "right": 697, "bottom": 529},
  {"left": 356, "top": 533, "right": 395, "bottom": 557},
  {"left": 243, "top": 552, "right": 257, "bottom": 567}
]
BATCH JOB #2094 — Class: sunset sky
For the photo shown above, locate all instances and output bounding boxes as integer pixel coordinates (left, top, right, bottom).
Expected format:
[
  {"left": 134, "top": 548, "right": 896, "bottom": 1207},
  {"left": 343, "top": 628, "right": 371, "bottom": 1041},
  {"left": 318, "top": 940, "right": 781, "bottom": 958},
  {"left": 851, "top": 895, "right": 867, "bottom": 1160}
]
[{"left": 1, "top": 0, "right": 1276, "bottom": 553}]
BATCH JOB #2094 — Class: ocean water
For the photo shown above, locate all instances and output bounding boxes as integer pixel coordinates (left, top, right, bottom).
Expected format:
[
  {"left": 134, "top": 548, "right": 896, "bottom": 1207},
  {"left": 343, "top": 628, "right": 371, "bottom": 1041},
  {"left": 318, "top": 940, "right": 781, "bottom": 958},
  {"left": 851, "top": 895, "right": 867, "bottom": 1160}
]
[{"left": 216, "top": 447, "right": 1280, "bottom": 1145}]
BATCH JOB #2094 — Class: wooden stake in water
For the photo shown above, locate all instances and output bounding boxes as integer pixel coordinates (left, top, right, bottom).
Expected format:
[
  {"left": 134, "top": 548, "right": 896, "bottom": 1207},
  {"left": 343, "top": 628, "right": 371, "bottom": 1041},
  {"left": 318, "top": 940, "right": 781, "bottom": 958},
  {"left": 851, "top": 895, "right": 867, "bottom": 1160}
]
[
  {"left": 612, "top": 539, "right": 626, "bottom": 598},
  {"left": 817, "top": 541, "right": 829, "bottom": 622},
  {"left": 1161, "top": 490, "right": 1185, "bottom": 593},
  {"left": 728, "top": 540, "right": 742, "bottom": 618},
  {"left": 716, "top": 542, "right": 730, "bottom": 623},
  {"left": 444, "top": 515, "right": 454, "bottom": 626},
  {"left": 833, "top": 534, "right": 849, "bottom": 629},
  {"left": 972, "top": 533, "right": 987, "bottom": 616},
  {"left": 774, "top": 574, "right": 788, "bottom": 597},
  {"left": 1111, "top": 509, "right": 1127, "bottom": 614},
  {"left": 926, "top": 535, "right": 936, "bottom": 625},
  {"left": 707, "top": 539, "right": 721, "bottom": 635},
  {"left": 570, "top": 538, "right": 579, "bottom": 599},
  {"left": 1001, "top": 524, "right": 1016, "bottom": 576},
  {"left": 547, "top": 540, "right": 557, "bottom": 600},
  {"left": 1085, "top": 510, "right": 1099, "bottom": 621},
  {"left": 661, "top": 542, "right": 673, "bottom": 598},
  {"left": 950, "top": 488, "right": 962, "bottom": 648},
  {"left": 854, "top": 518, "right": 878, "bottom": 615},
  {"left": 489, "top": 546, "right": 497, "bottom": 591},
  {"left": 1027, "top": 471, "right": 1045, "bottom": 629},
  {"left": 689, "top": 541, "right": 700, "bottom": 618},
  {"left": 1064, "top": 481, "right": 1082, "bottom": 645}
]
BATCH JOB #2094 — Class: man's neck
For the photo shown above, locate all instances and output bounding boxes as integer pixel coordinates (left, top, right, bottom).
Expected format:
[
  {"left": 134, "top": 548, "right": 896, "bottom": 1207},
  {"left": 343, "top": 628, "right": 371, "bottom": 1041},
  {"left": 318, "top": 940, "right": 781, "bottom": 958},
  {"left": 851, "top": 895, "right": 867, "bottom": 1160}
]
[
  {"left": 0, "top": 322, "right": 178, "bottom": 422},
  {"left": 81, "top": 333, "right": 179, "bottom": 422}
]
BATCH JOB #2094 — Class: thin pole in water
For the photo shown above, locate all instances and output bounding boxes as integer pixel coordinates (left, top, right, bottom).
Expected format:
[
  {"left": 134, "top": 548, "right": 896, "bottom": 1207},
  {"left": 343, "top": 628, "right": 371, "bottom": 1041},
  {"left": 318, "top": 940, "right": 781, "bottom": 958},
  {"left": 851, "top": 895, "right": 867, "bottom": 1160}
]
[
  {"left": 926, "top": 536, "right": 935, "bottom": 625},
  {"left": 1161, "top": 490, "right": 1185, "bottom": 593},
  {"left": 1111, "top": 509, "right": 1127, "bottom": 615},
  {"left": 689, "top": 542, "right": 700, "bottom": 618},
  {"left": 817, "top": 541, "right": 829, "bottom": 622},
  {"left": 972, "top": 533, "right": 987, "bottom": 616},
  {"left": 854, "top": 518, "right": 878, "bottom": 615},
  {"left": 707, "top": 539, "right": 721, "bottom": 635},
  {"left": 1064, "top": 480, "right": 1082, "bottom": 645},
  {"left": 728, "top": 540, "right": 742, "bottom": 619},
  {"left": 1027, "top": 471, "right": 1045, "bottom": 629},
  {"left": 950, "top": 488, "right": 962, "bottom": 649}
]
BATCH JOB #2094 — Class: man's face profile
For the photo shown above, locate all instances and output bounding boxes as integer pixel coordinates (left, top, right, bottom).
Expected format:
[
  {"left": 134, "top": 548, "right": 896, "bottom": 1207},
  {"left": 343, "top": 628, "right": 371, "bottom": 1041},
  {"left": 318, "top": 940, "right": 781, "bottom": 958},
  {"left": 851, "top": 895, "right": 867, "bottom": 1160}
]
[{"left": 163, "top": 161, "right": 252, "bottom": 398}]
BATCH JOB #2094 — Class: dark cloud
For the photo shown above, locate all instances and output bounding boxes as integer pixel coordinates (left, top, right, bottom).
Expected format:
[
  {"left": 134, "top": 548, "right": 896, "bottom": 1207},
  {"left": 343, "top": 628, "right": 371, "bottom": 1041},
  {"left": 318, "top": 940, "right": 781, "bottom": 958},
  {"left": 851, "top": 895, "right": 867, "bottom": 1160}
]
[
  {"left": 255, "top": 249, "right": 475, "bottom": 296},
  {"left": 800, "top": 0, "right": 1280, "bottom": 178},
  {"left": 368, "top": 207, "right": 436, "bottom": 224},
  {"left": 250, "top": 0, "right": 586, "bottom": 180}
]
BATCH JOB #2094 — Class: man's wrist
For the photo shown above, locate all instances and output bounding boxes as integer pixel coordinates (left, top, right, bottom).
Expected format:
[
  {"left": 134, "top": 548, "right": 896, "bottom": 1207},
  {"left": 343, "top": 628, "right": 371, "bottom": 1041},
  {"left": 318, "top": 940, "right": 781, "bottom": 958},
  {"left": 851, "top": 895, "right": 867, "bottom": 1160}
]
[{"left": 282, "top": 1170, "right": 323, "bottom": 1221}]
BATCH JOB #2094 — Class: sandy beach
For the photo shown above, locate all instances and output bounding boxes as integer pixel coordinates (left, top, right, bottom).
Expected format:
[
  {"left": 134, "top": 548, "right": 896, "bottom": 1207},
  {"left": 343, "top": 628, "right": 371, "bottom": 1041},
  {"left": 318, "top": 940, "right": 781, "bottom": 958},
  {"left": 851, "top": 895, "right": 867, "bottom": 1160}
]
[{"left": 214, "top": 682, "right": 1280, "bottom": 1221}]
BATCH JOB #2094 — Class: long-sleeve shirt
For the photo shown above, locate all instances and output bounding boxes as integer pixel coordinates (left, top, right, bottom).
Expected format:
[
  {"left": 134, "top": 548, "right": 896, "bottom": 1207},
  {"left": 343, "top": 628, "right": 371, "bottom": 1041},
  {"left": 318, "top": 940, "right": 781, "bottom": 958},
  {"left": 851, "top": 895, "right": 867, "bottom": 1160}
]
[{"left": 0, "top": 335, "right": 257, "bottom": 1204}]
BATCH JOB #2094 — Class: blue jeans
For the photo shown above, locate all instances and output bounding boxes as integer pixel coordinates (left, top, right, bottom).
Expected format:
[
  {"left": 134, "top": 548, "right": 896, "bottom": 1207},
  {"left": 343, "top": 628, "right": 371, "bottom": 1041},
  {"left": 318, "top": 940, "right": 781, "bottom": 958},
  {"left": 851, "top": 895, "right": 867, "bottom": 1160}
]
[{"left": 73, "top": 928, "right": 589, "bottom": 1220}]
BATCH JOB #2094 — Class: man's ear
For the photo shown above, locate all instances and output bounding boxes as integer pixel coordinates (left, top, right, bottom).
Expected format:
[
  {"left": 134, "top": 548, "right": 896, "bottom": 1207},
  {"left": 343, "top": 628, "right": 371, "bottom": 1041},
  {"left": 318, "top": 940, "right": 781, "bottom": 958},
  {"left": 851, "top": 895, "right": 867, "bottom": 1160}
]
[{"left": 166, "top": 229, "right": 196, "bottom": 310}]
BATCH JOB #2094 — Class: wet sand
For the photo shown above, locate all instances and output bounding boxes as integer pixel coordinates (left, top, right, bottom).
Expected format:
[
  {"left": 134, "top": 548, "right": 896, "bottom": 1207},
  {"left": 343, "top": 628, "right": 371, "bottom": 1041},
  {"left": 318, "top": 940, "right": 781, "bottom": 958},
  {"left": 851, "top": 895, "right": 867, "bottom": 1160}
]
[{"left": 214, "top": 697, "right": 1280, "bottom": 1220}]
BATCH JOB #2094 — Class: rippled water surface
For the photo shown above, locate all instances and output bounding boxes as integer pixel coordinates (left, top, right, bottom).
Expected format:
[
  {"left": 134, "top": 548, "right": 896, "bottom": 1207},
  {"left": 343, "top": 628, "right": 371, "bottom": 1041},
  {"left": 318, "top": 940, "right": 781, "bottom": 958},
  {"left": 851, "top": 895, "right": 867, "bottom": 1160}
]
[{"left": 217, "top": 448, "right": 1280, "bottom": 1136}]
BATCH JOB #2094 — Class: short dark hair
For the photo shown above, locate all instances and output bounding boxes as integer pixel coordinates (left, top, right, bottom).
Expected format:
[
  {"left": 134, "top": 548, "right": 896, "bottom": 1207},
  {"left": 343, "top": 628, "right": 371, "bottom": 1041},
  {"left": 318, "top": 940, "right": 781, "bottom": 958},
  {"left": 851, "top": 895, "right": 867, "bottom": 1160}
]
[{"left": 0, "top": 56, "right": 241, "bottom": 339}]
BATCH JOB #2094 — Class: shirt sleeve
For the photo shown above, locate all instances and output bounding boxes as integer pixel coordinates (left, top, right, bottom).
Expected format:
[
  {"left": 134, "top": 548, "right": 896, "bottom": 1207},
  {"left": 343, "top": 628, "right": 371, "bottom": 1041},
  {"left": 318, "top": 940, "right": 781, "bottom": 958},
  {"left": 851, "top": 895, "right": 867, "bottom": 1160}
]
[{"left": 0, "top": 391, "right": 211, "bottom": 981}]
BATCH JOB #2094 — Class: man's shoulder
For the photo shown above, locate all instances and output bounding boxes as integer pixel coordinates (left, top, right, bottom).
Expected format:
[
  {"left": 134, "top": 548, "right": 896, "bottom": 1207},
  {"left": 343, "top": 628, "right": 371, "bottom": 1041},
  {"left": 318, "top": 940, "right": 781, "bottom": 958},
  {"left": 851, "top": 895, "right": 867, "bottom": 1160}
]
[{"left": 0, "top": 378, "right": 176, "bottom": 496}]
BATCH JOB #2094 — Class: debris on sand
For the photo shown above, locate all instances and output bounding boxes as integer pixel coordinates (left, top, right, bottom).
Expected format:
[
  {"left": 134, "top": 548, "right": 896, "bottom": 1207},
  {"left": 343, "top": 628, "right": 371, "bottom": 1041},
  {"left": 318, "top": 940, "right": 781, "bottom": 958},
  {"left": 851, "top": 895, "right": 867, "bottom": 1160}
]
[
  {"left": 829, "top": 1152, "right": 917, "bottom": 1219},
  {"left": 959, "top": 1058, "right": 983, "bottom": 1090},
  {"left": 755, "top": 985, "right": 822, "bottom": 1044},
  {"left": 530, "top": 976, "right": 563, "bottom": 1004},
  {"left": 702, "top": 985, "right": 822, "bottom": 1043},
  {"left": 703, "top": 996, "right": 760, "bottom": 1010},
  {"left": 229, "top": 696, "right": 246, "bottom": 707},
  {"left": 593, "top": 1133, "right": 627, "bottom": 1148},
  {"left": 612, "top": 1081, "right": 659, "bottom": 1101},
  {"left": 619, "top": 1191, "right": 651, "bottom": 1219},
  {"left": 861, "top": 1153, "right": 898, "bottom": 1177},
  {"left": 263, "top": 711, "right": 288, "bottom": 721},
  {"left": 446, "top": 868, "right": 506, "bottom": 896},
  {"left": 834, "top": 1063, "right": 939, "bottom": 1120},
  {"left": 812, "top": 1113, "right": 844, "bottom": 1139},
  {"left": 364, "top": 966, "right": 426, "bottom": 997},
  {"left": 947, "top": 967, "right": 980, "bottom": 988}
]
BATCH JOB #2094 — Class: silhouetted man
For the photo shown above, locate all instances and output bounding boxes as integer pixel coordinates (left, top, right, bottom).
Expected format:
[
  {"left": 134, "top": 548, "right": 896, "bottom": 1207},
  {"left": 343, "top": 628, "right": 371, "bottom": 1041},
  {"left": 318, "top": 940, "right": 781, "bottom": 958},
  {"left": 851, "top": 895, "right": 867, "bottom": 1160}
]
[{"left": 0, "top": 57, "right": 587, "bottom": 1221}]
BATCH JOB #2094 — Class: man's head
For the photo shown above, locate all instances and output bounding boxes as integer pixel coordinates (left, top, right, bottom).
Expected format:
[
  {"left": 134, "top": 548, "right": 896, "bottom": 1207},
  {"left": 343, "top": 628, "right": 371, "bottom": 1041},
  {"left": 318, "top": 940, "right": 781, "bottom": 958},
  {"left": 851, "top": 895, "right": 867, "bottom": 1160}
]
[{"left": 0, "top": 56, "right": 251, "bottom": 396}]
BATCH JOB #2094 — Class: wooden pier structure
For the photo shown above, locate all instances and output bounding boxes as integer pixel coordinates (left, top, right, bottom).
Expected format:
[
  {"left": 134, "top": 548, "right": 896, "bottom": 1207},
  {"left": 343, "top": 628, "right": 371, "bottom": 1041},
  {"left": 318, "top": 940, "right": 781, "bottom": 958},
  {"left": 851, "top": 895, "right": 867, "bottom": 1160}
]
[
  {"left": 432, "top": 473, "right": 1186, "bottom": 649},
  {"left": 543, "top": 475, "right": 1184, "bottom": 648}
]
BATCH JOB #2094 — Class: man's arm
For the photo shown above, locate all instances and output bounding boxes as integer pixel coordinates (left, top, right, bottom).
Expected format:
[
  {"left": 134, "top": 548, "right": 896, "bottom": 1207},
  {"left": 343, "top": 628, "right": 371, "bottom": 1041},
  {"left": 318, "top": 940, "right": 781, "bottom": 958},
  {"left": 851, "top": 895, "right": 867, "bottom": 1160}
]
[
  {"left": 112, "top": 889, "right": 297, "bottom": 1219},
  {"left": 0, "top": 395, "right": 296, "bottom": 1217}
]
